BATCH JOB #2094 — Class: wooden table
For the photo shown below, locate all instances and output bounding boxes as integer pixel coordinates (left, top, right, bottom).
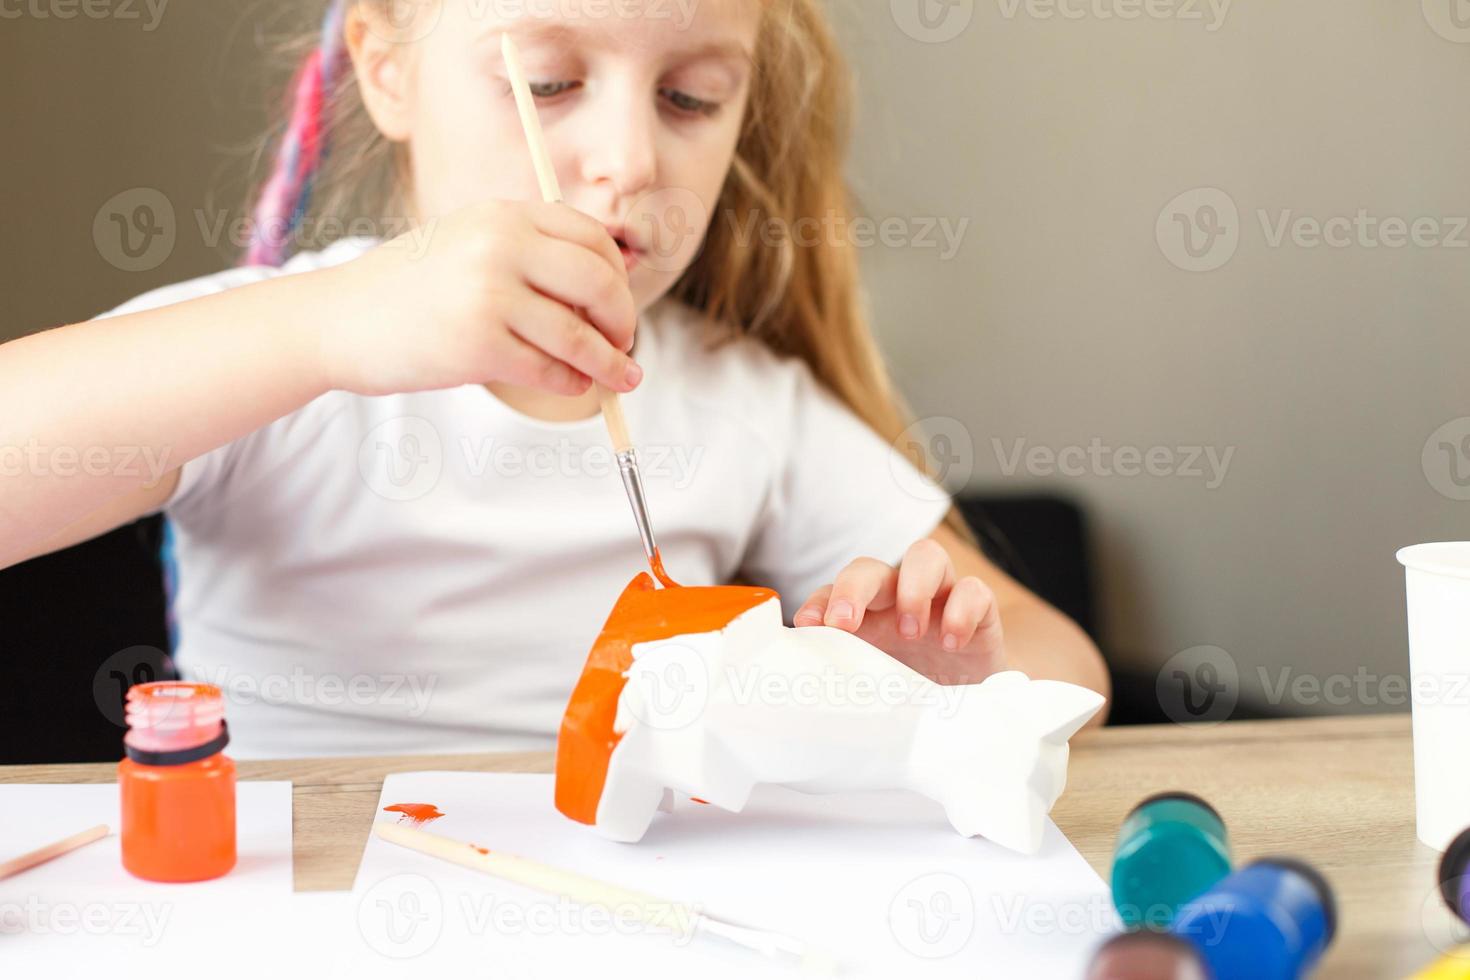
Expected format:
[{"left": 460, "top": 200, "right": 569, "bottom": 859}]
[{"left": 3, "top": 715, "right": 1458, "bottom": 977}]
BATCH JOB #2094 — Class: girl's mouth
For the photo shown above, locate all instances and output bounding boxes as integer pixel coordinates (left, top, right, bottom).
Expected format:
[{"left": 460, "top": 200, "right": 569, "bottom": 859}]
[{"left": 613, "top": 234, "right": 641, "bottom": 272}]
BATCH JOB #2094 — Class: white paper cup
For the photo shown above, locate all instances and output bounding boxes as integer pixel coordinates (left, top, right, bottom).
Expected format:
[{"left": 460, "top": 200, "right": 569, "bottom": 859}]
[{"left": 1398, "top": 543, "right": 1470, "bottom": 851}]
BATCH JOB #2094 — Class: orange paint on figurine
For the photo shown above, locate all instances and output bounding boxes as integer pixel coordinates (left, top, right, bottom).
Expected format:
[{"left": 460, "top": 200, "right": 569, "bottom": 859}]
[
  {"left": 383, "top": 803, "right": 445, "bottom": 827},
  {"left": 555, "top": 573, "right": 776, "bottom": 826},
  {"left": 648, "top": 547, "right": 680, "bottom": 589}
]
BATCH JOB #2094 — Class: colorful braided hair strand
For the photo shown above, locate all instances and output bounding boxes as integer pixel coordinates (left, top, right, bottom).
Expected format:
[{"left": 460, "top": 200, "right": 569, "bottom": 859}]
[{"left": 243, "top": 0, "right": 350, "bottom": 269}]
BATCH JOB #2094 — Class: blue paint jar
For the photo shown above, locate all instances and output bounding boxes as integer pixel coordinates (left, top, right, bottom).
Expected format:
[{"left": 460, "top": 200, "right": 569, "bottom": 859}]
[{"left": 1171, "top": 857, "right": 1336, "bottom": 980}]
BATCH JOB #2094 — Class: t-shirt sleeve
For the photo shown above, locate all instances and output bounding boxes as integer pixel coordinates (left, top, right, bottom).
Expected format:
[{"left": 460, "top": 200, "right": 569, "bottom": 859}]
[{"left": 739, "top": 359, "right": 955, "bottom": 623}]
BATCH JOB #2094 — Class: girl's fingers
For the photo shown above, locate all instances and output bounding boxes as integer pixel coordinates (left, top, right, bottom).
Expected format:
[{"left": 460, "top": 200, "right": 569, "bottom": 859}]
[
  {"left": 824, "top": 557, "right": 897, "bottom": 632},
  {"left": 794, "top": 585, "right": 832, "bottom": 627},
  {"left": 940, "top": 576, "right": 1003, "bottom": 668},
  {"left": 504, "top": 288, "right": 640, "bottom": 394},
  {"left": 526, "top": 202, "right": 628, "bottom": 290},
  {"left": 491, "top": 330, "right": 593, "bottom": 396},
  {"left": 895, "top": 538, "right": 956, "bottom": 640},
  {"left": 522, "top": 235, "right": 639, "bottom": 355}
]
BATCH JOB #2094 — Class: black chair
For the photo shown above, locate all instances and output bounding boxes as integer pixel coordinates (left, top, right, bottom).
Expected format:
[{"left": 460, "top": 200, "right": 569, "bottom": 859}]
[{"left": 1, "top": 516, "right": 171, "bottom": 765}]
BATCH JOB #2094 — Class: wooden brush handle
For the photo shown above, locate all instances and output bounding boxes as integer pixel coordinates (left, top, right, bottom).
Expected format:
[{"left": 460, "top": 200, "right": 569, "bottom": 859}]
[
  {"left": 503, "top": 32, "right": 635, "bottom": 458},
  {"left": 374, "top": 822, "right": 696, "bottom": 936}
]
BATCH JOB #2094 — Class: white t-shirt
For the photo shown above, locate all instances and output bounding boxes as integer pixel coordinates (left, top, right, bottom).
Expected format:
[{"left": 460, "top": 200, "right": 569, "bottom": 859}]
[{"left": 98, "top": 237, "right": 953, "bottom": 758}]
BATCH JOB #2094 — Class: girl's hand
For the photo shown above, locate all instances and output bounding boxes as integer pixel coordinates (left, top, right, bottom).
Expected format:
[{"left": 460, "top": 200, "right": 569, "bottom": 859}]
[
  {"left": 793, "top": 538, "right": 1006, "bottom": 685},
  {"left": 318, "top": 201, "right": 641, "bottom": 398}
]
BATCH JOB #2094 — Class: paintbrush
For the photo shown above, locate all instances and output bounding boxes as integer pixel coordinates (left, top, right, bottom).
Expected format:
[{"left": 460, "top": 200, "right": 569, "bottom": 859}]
[
  {"left": 375, "top": 821, "right": 836, "bottom": 972},
  {"left": 501, "top": 32, "right": 672, "bottom": 587}
]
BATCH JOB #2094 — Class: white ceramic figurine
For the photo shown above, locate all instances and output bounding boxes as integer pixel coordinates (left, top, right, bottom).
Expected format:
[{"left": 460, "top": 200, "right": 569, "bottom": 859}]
[{"left": 556, "top": 574, "right": 1104, "bottom": 855}]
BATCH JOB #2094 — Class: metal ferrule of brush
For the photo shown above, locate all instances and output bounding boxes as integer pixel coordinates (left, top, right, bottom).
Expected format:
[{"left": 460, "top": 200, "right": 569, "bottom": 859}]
[{"left": 616, "top": 448, "right": 658, "bottom": 559}]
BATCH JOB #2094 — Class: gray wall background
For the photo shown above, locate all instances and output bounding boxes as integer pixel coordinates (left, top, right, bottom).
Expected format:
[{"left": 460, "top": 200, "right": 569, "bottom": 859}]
[{"left": 4, "top": 1, "right": 1468, "bottom": 716}]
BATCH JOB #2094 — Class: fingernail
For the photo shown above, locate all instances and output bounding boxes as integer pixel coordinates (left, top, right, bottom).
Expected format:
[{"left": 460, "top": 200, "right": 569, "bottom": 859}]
[
  {"left": 942, "top": 633, "right": 958, "bottom": 651},
  {"left": 795, "top": 606, "right": 820, "bottom": 624},
  {"left": 624, "top": 362, "right": 643, "bottom": 389},
  {"left": 900, "top": 614, "right": 919, "bottom": 639},
  {"left": 829, "top": 600, "right": 854, "bottom": 624}
]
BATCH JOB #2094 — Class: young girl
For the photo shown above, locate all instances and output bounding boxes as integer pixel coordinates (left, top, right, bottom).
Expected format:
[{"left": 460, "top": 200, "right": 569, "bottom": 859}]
[{"left": 0, "top": 0, "right": 1108, "bottom": 757}]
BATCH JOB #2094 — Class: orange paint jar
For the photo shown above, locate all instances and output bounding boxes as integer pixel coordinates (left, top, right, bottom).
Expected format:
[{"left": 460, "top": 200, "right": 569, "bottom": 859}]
[{"left": 118, "top": 682, "right": 236, "bottom": 882}]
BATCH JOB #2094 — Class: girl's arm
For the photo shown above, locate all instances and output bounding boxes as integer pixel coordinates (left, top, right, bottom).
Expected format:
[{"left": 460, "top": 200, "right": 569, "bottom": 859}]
[
  {"left": 0, "top": 202, "right": 640, "bottom": 571},
  {"left": 794, "top": 518, "right": 1112, "bottom": 725},
  {"left": 0, "top": 272, "right": 329, "bottom": 568}
]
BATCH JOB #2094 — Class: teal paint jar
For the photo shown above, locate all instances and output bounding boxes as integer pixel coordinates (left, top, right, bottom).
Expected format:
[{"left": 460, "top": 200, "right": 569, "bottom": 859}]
[{"left": 1111, "top": 791, "right": 1231, "bottom": 929}]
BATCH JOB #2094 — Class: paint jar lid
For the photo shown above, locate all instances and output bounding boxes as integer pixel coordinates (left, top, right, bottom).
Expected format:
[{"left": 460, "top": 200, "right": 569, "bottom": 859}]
[
  {"left": 124, "top": 682, "right": 226, "bottom": 758},
  {"left": 1251, "top": 856, "right": 1338, "bottom": 942},
  {"left": 1087, "top": 930, "right": 1207, "bottom": 980},
  {"left": 1129, "top": 791, "right": 1222, "bottom": 822}
]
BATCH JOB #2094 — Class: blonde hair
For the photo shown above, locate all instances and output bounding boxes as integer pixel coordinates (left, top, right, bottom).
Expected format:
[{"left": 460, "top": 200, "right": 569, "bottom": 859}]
[{"left": 254, "top": 0, "right": 975, "bottom": 547}]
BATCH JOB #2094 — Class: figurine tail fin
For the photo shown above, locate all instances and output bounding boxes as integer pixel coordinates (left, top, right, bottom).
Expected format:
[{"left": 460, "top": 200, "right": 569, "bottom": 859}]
[{"left": 915, "top": 672, "right": 1105, "bottom": 854}]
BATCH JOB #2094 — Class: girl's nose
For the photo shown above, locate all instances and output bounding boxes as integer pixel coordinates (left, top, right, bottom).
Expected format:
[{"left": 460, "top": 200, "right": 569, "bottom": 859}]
[{"left": 575, "top": 83, "right": 659, "bottom": 200}]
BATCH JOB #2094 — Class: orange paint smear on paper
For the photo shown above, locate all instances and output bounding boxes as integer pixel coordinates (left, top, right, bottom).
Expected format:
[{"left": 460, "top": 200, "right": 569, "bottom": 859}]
[
  {"left": 470, "top": 845, "right": 490, "bottom": 855},
  {"left": 555, "top": 573, "right": 776, "bottom": 827},
  {"left": 384, "top": 803, "right": 445, "bottom": 827},
  {"left": 690, "top": 797, "right": 710, "bottom": 805}
]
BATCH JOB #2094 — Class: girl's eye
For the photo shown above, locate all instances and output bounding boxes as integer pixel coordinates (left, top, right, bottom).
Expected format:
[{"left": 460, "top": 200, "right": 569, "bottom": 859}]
[
  {"left": 529, "top": 80, "right": 579, "bottom": 99},
  {"left": 661, "top": 88, "right": 721, "bottom": 118}
]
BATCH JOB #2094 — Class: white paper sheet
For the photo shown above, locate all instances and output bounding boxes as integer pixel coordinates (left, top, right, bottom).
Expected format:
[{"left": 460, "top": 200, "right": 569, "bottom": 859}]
[
  {"left": 350, "top": 771, "right": 1118, "bottom": 977},
  {"left": 0, "top": 781, "right": 293, "bottom": 974}
]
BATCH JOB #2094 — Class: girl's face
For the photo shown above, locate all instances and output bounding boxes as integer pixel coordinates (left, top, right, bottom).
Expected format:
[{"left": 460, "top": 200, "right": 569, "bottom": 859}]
[{"left": 355, "top": 0, "right": 762, "bottom": 312}]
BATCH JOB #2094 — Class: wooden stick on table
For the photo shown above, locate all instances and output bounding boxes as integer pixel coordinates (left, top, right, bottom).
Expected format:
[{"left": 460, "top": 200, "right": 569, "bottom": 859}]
[
  {"left": 374, "top": 821, "right": 831, "bottom": 970},
  {"left": 0, "top": 824, "right": 109, "bottom": 881}
]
